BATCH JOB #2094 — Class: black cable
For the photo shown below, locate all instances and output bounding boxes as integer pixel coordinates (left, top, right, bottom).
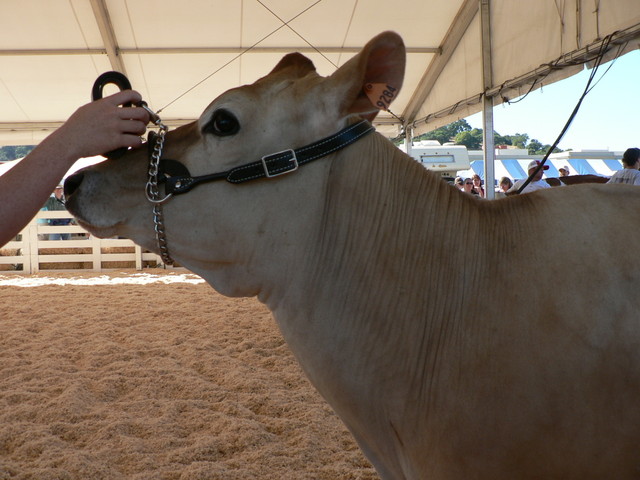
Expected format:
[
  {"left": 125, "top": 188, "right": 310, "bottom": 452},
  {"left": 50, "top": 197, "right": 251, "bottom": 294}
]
[{"left": 515, "top": 33, "right": 615, "bottom": 194}]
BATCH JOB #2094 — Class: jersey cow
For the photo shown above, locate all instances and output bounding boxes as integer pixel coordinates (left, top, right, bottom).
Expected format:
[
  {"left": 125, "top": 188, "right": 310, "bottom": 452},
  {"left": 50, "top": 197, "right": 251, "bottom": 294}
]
[{"left": 65, "top": 32, "right": 640, "bottom": 479}]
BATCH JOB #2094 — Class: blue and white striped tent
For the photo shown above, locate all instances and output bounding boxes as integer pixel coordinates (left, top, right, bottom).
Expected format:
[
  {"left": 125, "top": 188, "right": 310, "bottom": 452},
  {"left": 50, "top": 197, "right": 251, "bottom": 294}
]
[{"left": 457, "top": 152, "right": 623, "bottom": 184}]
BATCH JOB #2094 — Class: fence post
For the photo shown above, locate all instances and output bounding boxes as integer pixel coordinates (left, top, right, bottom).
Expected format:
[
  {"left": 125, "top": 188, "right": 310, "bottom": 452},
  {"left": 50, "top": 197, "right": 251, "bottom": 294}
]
[
  {"left": 28, "top": 219, "right": 39, "bottom": 274},
  {"left": 91, "top": 235, "right": 101, "bottom": 271},
  {"left": 21, "top": 226, "right": 30, "bottom": 274},
  {"left": 16, "top": 221, "right": 32, "bottom": 274},
  {"left": 135, "top": 244, "right": 143, "bottom": 270}
]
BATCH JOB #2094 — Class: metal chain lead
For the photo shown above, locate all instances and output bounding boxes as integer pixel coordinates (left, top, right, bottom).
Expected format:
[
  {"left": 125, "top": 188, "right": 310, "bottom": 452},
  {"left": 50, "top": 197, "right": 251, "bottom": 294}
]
[{"left": 141, "top": 103, "right": 175, "bottom": 266}]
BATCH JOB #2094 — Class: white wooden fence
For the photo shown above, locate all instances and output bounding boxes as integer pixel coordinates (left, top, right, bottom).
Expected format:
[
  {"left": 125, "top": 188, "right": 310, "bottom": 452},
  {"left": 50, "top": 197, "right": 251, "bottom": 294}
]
[{"left": 0, "top": 210, "right": 165, "bottom": 273}]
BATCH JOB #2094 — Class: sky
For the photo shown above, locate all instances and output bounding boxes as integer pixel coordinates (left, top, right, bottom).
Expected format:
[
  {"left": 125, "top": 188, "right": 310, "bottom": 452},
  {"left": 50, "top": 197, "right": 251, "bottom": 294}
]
[{"left": 465, "top": 49, "right": 639, "bottom": 153}]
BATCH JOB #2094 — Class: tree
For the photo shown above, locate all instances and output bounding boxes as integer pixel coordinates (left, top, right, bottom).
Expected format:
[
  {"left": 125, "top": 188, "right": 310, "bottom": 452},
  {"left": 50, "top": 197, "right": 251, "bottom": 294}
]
[
  {"left": 454, "top": 129, "right": 483, "bottom": 149},
  {"left": 453, "top": 129, "right": 519, "bottom": 151},
  {"left": 504, "top": 133, "right": 529, "bottom": 149},
  {"left": 400, "top": 120, "right": 568, "bottom": 153},
  {"left": 16, "top": 146, "right": 35, "bottom": 158},
  {"left": 526, "top": 139, "right": 563, "bottom": 155},
  {"left": 0, "top": 146, "right": 17, "bottom": 161},
  {"left": 0, "top": 145, "right": 35, "bottom": 161},
  {"left": 415, "top": 119, "right": 471, "bottom": 145},
  {"left": 527, "top": 139, "right": 544, "bottom": 155},
  {"left": 494, "top": 132, "right": 511, "bottom": 146}
]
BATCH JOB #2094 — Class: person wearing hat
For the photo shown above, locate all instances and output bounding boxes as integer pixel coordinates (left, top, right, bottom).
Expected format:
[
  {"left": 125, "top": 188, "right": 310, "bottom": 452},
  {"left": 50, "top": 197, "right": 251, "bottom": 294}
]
[
  {"left": 607, "top": 148, "right": 640, "bottom": 185},
  {"left": 507, "top": 160, "right": 552, "bottom": 194},
  {"left": 0, "top": 90, "right": 150, "bottom": 247},
  {"left": 42, "top": 184, "right": 71, "bottom": 240},
  {"left": 559, "top": 165, "right": 570, "bottom": 177}
]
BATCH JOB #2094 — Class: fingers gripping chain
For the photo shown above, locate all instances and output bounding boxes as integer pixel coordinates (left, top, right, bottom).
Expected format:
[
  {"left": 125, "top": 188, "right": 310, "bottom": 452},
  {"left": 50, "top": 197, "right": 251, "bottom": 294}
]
[
  {"left": 92, "top": 71, "right": 175, "bottom": 265},
  {"left": 144, "top": 117, "right": 175, "bottom": 266}
]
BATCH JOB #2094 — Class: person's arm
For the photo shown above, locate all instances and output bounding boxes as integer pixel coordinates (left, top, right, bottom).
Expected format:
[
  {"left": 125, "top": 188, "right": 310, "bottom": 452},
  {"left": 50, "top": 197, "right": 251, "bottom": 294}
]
[
  {"left": 506, "top": 180, "right": 521, "bottom": 194},
  {"left": 0, "top": 90, "right": 150, "bottom": 247}
]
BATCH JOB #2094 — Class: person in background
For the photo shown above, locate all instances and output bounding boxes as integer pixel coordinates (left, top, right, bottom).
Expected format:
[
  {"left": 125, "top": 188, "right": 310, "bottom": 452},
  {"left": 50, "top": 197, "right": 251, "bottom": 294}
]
[
  {"left": 607, "top": 148, "right": 640, "bottom": 185},
  {"left": 499, "top": 176, "right": 513, "bottom": 193},
  {"left": 43, "top": 185, "right": 71, "bottom": 240},
  {"left": 462, "top": 178, "right": 478, "bottom": 195},
  {"left": 559, "top": 165, "right": 570, "bottom": 177},
  {"left": 454, "top": 177, "right": 464, "bottom": 190},
  {"left": 494, "top": 176, "right": 513, "bottom": 198},
  {"left": 471, "top": 174, "right": 485, "bottom": 198},
  {"left": 507, "top": 160, "right": 552, "bottom": 195},
  {"left": 0, "top": 90, "right": 150, "bottom": 247}
]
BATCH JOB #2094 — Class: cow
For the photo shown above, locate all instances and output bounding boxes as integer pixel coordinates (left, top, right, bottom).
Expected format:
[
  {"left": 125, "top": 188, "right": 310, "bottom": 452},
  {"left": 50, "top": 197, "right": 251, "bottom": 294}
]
[
  {"left": 546, "top": 174, "right": 609, "bottom": 187},
  {"left": 64, "top": 31, "right": 640, "bottom": 479}
]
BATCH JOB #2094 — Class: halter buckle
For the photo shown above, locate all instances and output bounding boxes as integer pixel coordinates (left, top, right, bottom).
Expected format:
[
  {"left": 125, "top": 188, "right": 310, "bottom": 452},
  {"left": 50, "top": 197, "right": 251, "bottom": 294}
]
[{"left": 261, "top": 149, "right": 298, "bottom": 178}]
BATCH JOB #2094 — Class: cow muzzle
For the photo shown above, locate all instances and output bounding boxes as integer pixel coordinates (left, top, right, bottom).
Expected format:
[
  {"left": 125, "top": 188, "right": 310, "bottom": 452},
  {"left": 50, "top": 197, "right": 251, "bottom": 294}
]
[
  {"left": 63, "top": 171, "right": 83, "bottom": 200},
  {"left": 63, "top": 169, "right": 125, "bottom": 236}
]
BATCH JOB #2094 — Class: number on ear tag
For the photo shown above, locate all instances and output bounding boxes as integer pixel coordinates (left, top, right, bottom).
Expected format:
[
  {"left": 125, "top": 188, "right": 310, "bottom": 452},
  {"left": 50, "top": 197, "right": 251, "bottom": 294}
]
[{"left": 364, "top": 83, "right": 397, "bottom": 111}]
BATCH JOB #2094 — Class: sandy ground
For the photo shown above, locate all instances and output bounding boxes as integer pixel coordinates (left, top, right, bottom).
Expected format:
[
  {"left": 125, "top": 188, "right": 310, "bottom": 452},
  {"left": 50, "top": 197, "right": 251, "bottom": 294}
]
[{"left": 0, "top": 269, "right": 377, "bottom": 480}]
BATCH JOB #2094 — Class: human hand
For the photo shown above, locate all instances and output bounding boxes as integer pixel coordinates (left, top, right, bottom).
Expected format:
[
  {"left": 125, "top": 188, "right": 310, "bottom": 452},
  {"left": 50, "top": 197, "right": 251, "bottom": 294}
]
[{"left": 54, "top": 90, "right": 151, "bottom": 159}]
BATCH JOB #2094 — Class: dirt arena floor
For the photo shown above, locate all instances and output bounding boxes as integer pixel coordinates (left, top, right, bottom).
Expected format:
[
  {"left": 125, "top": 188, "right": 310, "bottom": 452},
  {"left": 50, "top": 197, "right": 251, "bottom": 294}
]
[{"left": 0, "top": 269, "right": 377, "bottom": 480}]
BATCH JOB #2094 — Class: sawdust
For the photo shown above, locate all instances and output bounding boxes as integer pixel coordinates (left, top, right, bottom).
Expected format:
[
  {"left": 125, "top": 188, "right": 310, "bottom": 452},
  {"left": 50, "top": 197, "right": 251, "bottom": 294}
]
[{"left": 0, "top": 270, "right": 377, "bottom": 479}]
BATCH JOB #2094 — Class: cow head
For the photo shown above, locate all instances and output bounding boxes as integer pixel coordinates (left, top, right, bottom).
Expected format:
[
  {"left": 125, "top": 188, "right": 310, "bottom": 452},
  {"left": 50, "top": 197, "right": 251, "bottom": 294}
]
[{"left": 65, "top": 31, "right": 405, "bottom": 296}]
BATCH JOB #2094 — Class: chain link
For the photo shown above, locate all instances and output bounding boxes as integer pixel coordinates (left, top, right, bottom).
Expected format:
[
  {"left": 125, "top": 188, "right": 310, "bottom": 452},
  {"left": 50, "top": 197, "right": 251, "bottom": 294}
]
[
  {"left": 142, "top": 108, "right": 175, "bottom": 266},
  {"left": 145, "top": 126, "right": 171, "bottom": 204}
]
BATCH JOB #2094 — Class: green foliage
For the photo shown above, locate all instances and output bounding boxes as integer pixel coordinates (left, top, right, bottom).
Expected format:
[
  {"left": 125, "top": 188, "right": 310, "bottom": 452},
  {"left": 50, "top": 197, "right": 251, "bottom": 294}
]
[
  {"left": 454, "top": 129, "right": 482, "bottom": 149},
  {"left": 493, "top": 133, "right": 509, "bottom": 146},
  {"left": 502, "top": 133, "right": 529, "bottom": 149},
  {"left": 527, "top": 139, "right": 562, "bottom": 155},
  {"left": 16, "top": 145, "right": 36, "bottom": 158},
  {"left": 415, "top": 119, "right": 471, "bottom": 145},
  {"left": 412, "top": 121, "right": 563, "bottom": 154},
  {"left": 527, "top": 139, "right": 544, "bottom": 154},
  {"left": 0, "top": 145, "right": 35, "bottom": 161}
]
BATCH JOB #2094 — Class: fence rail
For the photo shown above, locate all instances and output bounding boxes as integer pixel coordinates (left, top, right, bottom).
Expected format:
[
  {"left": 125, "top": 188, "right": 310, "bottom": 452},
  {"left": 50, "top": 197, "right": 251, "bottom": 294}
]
[{"left": 1, "top": 210, "right": 165, "bottom": 273}]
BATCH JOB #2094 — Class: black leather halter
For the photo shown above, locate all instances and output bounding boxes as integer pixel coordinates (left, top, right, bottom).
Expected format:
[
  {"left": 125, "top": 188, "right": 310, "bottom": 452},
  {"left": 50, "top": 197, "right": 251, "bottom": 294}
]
[{"left": 157, "top": 119, "right": 375, "bottom": 196}]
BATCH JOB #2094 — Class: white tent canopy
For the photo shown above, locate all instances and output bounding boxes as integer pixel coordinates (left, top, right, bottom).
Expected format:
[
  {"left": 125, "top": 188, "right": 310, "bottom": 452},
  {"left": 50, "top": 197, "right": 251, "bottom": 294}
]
[{"left": 1, "top": 0, "right": 639, "bottom": 147}]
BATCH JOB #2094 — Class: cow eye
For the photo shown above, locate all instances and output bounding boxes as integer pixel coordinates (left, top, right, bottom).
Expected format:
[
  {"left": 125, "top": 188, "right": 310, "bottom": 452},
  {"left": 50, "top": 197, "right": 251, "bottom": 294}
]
[{"left": 204, "top": 109, "right": 240, "bottom": 136}]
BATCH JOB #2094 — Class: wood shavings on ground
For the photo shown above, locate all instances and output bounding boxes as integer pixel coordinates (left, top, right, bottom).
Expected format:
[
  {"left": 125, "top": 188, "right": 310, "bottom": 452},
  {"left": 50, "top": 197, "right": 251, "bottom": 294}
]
[{"left": 0, "top": 270, "right": 377, "bottom": 479}]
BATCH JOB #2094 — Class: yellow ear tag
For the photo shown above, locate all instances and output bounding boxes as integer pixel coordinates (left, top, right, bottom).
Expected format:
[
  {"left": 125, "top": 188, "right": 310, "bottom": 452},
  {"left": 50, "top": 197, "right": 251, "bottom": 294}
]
[{"left": 364, "top": 83, "right": 398, "bottom": 111}]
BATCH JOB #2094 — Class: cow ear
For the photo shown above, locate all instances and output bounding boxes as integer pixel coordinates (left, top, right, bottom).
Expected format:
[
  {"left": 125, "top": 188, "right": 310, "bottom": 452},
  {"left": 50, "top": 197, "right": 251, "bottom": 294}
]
[
  {"left": 328, "top": 31, "right": 405, "bottom": 122},
  {"left": 269, "top": 52, "right": 317, "bottom": 78}
]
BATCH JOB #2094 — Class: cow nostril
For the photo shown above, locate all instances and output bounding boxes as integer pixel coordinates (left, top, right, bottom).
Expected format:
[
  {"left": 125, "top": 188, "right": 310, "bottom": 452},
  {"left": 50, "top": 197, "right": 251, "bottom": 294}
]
[{"left": 64, "top": 172, "right": 84, "bottom": 198}]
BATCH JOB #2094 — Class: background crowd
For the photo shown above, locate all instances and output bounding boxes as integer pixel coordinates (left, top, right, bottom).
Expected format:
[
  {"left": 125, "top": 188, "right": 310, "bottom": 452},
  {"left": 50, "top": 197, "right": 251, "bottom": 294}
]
[{"left": 453, "top": 147, "right": 640, "bottom": 198}]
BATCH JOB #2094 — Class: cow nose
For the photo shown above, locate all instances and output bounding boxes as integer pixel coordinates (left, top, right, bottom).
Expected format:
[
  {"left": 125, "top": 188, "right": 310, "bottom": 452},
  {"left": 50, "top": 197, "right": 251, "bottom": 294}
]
[{"left": 64, "top": 172, "right": 84, "bottom": 198}]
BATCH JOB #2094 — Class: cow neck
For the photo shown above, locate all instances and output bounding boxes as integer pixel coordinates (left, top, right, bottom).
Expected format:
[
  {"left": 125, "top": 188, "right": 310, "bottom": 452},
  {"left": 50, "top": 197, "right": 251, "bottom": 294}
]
[{"left": 157, "top": 119, "right": 375, "bottom": 196}]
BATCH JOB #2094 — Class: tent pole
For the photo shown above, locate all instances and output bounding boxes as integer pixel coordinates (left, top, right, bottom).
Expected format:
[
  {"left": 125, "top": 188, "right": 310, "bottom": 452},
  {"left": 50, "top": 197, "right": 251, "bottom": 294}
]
[
  {"left": 480, "top": 0, "right": 496, "bottom": 199},
  {"left": 406, "top": 124, "right": 413, "bottom": 158}
]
